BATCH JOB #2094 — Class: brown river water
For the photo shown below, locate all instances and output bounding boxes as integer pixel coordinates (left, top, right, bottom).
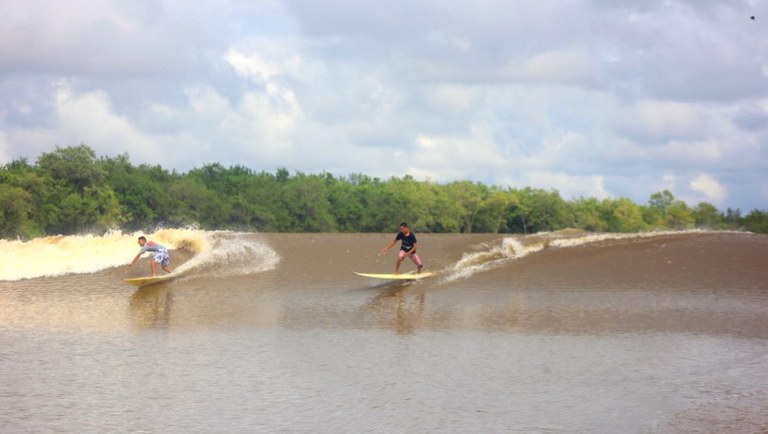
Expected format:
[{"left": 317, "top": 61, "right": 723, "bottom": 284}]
[{"left": 1, "top": 230, "right": 767, "bottom": 433}]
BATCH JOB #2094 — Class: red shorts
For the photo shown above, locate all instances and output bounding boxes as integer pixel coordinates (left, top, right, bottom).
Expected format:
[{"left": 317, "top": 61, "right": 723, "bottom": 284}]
[{"left": 398, "top": 250, "right": 423, "bottom": 267}]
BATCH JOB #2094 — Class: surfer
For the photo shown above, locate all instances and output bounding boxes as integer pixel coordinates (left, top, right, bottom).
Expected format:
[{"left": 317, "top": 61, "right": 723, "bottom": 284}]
[
  {"left": 381, "top": 222, "right": 424, "bottom": 274},
  {"left": 128, "top": 236, "right": 173, "bottom": 276}
]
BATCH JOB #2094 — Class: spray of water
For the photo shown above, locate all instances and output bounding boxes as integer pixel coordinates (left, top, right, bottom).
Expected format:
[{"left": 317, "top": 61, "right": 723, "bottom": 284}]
[
  {"left": 443, "top": 230, "right": 706, "bottom": 282},
  {"left": 175, "top": 231, "right": 280, "bottom": 278}
]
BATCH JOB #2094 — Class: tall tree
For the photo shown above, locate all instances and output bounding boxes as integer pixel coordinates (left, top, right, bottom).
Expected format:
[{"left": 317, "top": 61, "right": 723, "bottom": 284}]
[
  {"left": 693, "top": 202, "right": 724, "bottom": 229},
  {"left": 743, "top": 209, "right": 768, "bottom": 233},
  {"left": 35, "top": 145, "right": 122, "bottom": 233}
]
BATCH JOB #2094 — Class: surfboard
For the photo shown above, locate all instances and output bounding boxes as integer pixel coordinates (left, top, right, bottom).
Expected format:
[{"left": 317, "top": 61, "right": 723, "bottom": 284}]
[
  {"left": 124, "top": 273, "right": 176, "bottom": 288},
  {"left": 354, "top": 271, "right": 434, "bottom": 280}
]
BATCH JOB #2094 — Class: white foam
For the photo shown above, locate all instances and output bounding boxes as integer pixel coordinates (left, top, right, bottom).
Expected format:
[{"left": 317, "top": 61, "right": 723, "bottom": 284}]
[
  {"left": 445, "top": 237, "right": 545, "bottom": 282},
  {"left": 176, "top": 231, "right": 280, "bottom": 278},
  {"left": 0, "top": 229, "right": 213, "bottom": 281},
  {"left": 443, "top": 230, "right": 707, "bottom": 282}
]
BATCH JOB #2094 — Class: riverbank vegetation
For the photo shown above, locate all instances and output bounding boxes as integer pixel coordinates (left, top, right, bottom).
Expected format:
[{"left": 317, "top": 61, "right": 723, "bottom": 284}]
[{"left": 1, "top": 145, "right": 766, "bottom": 239}]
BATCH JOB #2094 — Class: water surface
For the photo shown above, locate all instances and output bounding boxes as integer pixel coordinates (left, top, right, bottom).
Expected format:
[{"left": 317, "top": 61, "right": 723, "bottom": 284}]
[{"left": 1, "top": 231, "right": 767, "bottom": 432}]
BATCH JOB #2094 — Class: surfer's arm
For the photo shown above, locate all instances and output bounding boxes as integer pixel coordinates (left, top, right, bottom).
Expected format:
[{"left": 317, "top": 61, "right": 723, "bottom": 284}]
[
  {"left": 408, "top": 242, "right": 418, "bottom": 254},
  {"left": 129, "top": 253, "right": 141, "bottom": 267},
  {"left": 381, "top": 240, "right": 397, "bottom": 253}
]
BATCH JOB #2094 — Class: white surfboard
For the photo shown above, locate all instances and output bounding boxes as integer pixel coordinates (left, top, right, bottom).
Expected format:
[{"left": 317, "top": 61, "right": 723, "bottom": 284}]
[
  {"left": 124, "top": 273, "right": 177, "bottom": 288},
  {"left": 354, "top": 271, "right": 434, "bottom": 280}
]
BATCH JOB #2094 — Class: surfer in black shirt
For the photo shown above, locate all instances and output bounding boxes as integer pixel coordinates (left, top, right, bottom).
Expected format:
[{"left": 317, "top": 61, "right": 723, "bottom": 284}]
[{"left": 381, "top": 222, "right": 424, "bottom": 274}]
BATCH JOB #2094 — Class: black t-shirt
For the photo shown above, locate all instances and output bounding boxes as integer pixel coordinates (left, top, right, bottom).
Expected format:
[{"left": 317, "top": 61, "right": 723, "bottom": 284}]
[{"left": 395, "top": 231, "right": 417, "bottom": 252}]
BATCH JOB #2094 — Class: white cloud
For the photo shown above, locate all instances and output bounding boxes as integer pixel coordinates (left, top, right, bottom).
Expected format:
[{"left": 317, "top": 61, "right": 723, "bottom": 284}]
[
  {"left": 0, "top": 81, "right": 167, "bottom": 164},
  {"left": 225, "top": 49, "right": 284, "bottom": 82},
  {"left": 0, "top": 0, "right": 766, "bottom": 211},
  {"left": 52, "top": 81, "right": 164, "bottom": 160},
  {"left": 185, "top": 86, "right": 232, "bottom": 117},
  {"left": 515, "top": 49, "right": 600, "bottom": 85},
  {"left": 220, "top": 48, "right": 305, "bottom": 153},
  {"left": 415, "top": 135, "right": 436, "bottom": 149},
  {"left": 424, "top": 85, "right": 477, "bottom": 114},
  {"left": 760, "top": 182, "right": 768, "bottom": 207},
  {"left": 618, "top": 100, "right": 705, "bottom": 140},
  {"left": 690, "top": 173, "right": 728, "bottom": 204},
  {"left": 240, "top": 89, "right": 302, "bottom": 143},
  {"left": 524, "top": 171, "right": 610, "bottom": 201},
  {"left": 0, "top": 131, "right": 10, "bottom": 165},
  {"left": 654, "top": 140, "right": 724, "bottom": 165},
  {"left": 408, "top": 124, "right": 508, "bottom": 182},
  {"left": 662, "top": 174, "right": 676, "bottom": 189}
]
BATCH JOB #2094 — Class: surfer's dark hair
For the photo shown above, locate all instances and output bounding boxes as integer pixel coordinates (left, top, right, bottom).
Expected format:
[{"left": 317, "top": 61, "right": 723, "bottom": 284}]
[
  {"left": 399, "top": 222, "right": 408, "bottom": 228},
  {"left": 138, "top": 236, "right": 147, "bottom": 242}
]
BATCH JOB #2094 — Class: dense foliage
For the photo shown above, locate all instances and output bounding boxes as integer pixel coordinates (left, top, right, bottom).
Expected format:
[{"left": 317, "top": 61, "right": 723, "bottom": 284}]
[{"left": 1, "top": 145, "right": 766, "bottom": 239}]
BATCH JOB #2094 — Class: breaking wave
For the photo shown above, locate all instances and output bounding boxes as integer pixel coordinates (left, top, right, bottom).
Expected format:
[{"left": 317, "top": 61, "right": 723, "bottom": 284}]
[
  {"left": 443, "top": 230, "right": 708, "bottom": 282},
  {"left": 0, "top": 229, "right": 279, "bottom": 281}
]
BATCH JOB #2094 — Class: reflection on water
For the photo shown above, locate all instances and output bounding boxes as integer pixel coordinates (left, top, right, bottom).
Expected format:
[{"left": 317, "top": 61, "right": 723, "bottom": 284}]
[
  {"left": 367, "top": 283, "right": 426, "bottom": 335},
  {"left": 129, "top": 285, "right": 173, "bottom": 330}
]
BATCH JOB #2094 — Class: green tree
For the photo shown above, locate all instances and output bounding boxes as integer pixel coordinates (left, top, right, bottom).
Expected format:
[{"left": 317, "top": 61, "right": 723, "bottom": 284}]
[
  {"left": 473, "top": 189, "right": 514, "bottom": 233},
  {"left": 380, "top": 176, "right": 435, "bottom": 232},
  {"left": 693, "top": 202, "right": 723, "bottom": 229},
  {"left": 1, "top": 158, "right": 47, "bottom": 236},
  {"left": 2, "top": 145, "right": 762, "bottom": 238},
  {"left": 0, "top": 185, "right": 35, "bottom": 238},
  {"left": 743, "top": 209, "right": 768, "bottom": 233},
  {"left": 508, "top": 188, "right": 570, "bottom": 233},
  {"left": 353, "top": 175, "right": 398, "bottom": 232},
  {"left": 603, "top": 198, "right": 646, "bottom": 232},
  {"left": 327, "top": 174, "right": 365, "bottom": 232},
  {"left": 648, "top": 190, "right": 675, "bottom": 211},
  {"left": 572, "top": 197, "right": 608, "bottom": 232},
  {"left": 278, "top": 172, "right": 335, "bottom": 232},
  {"left": 100, "top": 155, "right": 176, "bottom": 230},
  {"left": 37, "top": 144, "right": 106, "bottom": 191},
  {"left": 723, "top": 208, "right": 743, "bottom": 230},
  {"left": 437, "top": 181, "right": 486, "bottom": 233},
  {"left": 666, "top": 200, "right": 695, "bottom": 229},
  {"left": 644, "top": 190, "right": 676, "bottom": 229},
  {"left": 168, "top": 176, "right": 225, "bottom": 228},
  {"left": 34, "top": 145, "right": 122, "bottom": 233}
]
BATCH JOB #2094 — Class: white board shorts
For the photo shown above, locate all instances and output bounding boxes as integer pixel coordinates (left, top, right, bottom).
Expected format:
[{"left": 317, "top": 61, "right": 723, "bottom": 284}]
[{"left": 153, "top": 249, "right": 170, "bottom": 266}]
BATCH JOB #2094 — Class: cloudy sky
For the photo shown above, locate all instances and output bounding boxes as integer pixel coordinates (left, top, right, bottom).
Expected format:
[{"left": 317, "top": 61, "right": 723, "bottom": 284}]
[{"left": 1, "top": 0, "right": 766, "bottom": 211}]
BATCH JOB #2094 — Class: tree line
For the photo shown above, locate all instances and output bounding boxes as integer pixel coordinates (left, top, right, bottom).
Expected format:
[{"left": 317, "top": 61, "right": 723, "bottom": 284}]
[{"left": 1, "top": 144, "right": 766, "bottom": 239}]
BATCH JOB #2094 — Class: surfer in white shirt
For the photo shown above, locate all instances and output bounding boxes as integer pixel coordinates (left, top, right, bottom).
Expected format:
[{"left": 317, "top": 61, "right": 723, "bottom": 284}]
[{"left": 128, "top": 236, "right": 173, "bottom": 276}]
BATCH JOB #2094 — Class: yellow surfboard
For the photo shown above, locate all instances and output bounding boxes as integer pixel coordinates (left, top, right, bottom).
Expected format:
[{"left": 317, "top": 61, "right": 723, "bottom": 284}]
[
  {"left": 354, "top": 271, "right": 434, "bottom": 280},
  {"left": 124, "top": 273, "right": 177, "bottom": 288}
]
